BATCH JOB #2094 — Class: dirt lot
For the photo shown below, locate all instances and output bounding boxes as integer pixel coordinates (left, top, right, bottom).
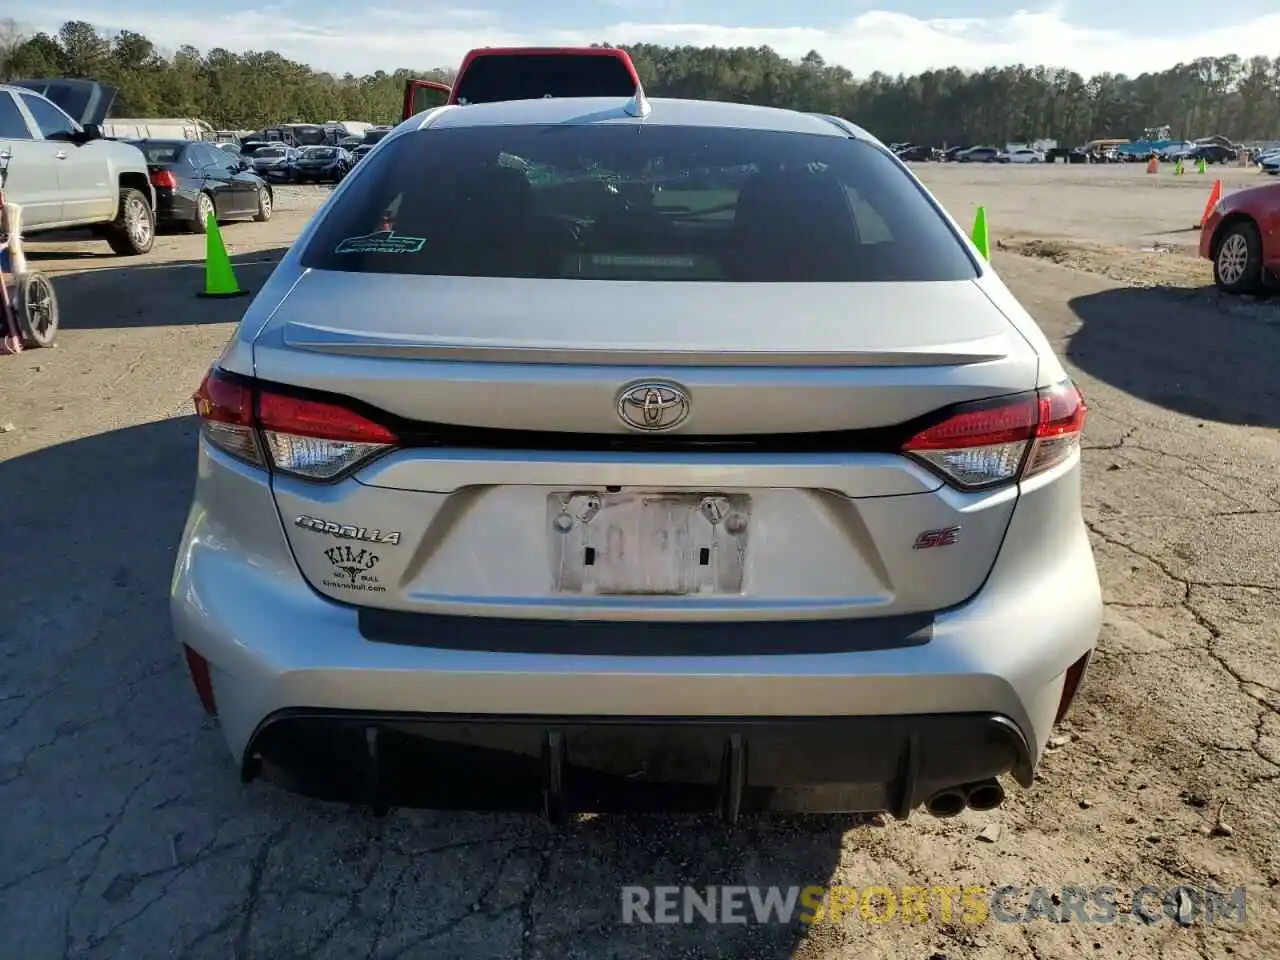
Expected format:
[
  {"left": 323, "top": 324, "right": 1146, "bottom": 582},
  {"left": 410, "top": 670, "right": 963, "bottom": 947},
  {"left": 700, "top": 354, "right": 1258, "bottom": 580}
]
[{"left": 1, "top": 172, "right": 1278, "bottom": 960}]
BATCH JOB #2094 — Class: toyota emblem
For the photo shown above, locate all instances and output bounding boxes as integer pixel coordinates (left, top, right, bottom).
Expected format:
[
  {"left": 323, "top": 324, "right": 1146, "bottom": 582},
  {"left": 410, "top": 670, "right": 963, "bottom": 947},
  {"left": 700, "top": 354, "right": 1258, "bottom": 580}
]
[{"left": 616, "top": 381, "right": 691, "bottom": 432}]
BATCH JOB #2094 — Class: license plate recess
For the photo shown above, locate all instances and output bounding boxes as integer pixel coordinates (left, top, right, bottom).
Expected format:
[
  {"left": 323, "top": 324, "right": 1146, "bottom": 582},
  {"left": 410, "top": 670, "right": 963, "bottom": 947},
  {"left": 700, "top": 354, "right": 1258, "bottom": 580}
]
[{"left": 548, "top": 491, "right": 750, "bottom": 595}]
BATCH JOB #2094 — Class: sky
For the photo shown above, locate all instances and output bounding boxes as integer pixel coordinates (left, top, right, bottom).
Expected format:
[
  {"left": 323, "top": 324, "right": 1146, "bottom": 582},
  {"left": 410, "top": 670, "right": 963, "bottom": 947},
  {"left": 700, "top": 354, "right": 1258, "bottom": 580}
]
[{"left": 18, "top": 0, "right": 1280, "bottom": 79}]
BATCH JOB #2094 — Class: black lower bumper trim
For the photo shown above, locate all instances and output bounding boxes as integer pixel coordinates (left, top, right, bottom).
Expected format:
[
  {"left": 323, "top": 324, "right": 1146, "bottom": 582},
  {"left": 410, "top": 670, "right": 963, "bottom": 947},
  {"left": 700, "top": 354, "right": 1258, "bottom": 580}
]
[
  {"left": 243, "top": 710, "right": 1033, "bottom": 819},
  {"left": 357, "top": 609, "right": 934, "bottom": 656}
]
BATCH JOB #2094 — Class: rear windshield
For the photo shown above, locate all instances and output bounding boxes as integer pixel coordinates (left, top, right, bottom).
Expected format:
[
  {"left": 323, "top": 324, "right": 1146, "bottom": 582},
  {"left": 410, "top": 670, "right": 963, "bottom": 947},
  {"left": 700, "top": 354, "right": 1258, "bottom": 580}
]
[
  {"left": 302, "top": 147, "right": 337, "bottom": 158},
  {"left": 292, "top": 126, "right": 326, "bottom": 145},
  {"left": 134, "top": 143, "right": 182, "bottom": 163},
  {"left": 453, "top": 54, "right": 637, "bottom": 104},
  {"left": 300, "top": 124, "right": 977, "bottom": 283},
  {"left": 255, "top": 147, "right": 286, "bottom": 157}
]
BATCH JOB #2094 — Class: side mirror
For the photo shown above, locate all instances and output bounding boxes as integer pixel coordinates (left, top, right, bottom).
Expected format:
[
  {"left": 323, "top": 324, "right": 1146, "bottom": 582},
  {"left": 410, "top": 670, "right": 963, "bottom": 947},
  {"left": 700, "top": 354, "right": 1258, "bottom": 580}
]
[{"left": 82, "top": 122, "right": 102, "bottom": 141}]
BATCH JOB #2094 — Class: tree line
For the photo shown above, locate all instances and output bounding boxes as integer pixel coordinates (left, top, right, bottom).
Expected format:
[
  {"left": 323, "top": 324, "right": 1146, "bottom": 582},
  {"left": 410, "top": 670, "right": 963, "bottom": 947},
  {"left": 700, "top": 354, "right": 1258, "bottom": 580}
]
[{"left": 2, "top": 20, "right": 1278, "bottom": 145}]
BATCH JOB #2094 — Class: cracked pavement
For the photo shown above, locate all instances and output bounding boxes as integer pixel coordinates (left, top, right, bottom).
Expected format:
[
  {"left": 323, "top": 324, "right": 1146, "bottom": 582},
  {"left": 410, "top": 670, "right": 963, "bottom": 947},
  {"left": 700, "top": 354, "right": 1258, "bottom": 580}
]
[{"left": 1, "top": 181, "right": 1278, "bottom": 959}]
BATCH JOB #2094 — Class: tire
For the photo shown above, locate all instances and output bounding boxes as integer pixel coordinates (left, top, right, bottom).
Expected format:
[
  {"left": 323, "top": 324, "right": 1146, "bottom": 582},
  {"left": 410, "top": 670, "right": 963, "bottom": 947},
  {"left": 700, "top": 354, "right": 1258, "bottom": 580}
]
[
  {"left": 1212, "top": 220, "right": 1264, "bottom": 294},
  {"left": 254, "top": 187, "right": 273, "bottom": 222},
  {"left": 105, "top": 187, "right": 155, "bottom": 255},
  {"left": 15, "top": 271, "right": 58, "bottom": 348},
  {"left": 190, "top": 192, "right": 215, "bottom": 234}
]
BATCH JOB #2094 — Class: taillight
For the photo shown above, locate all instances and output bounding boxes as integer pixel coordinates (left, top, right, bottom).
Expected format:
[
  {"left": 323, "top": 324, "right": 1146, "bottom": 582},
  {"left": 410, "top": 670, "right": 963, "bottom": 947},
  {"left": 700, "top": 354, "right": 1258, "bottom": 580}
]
[
  {"left": 193, "top": 369, "right": 263, "bottom": 465},
  {"left": 150, "top": 169, "right": 178, "bottom": 189},
  {"left": 258, "top": 391, "right": 397, "bottom": 479},
  {"left": 192, "top": 367, "right": 398, "bottom": 480},
  {"left": 902, "top": 379, "right": 1086, "bottom": 490}
]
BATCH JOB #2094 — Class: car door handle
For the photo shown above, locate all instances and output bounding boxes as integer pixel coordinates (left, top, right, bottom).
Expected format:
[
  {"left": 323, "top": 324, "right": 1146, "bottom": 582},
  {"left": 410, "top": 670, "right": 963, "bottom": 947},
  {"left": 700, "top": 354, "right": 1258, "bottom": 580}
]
[{"left": 54, "top": 150, "right": 67, "bottom": 160}]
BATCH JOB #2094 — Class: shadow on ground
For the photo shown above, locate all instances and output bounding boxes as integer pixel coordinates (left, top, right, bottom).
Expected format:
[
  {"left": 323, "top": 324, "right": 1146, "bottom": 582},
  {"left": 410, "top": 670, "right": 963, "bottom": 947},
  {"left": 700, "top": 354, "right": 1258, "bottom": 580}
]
[
  {"left": 1067, "top": 284, "right": 1280, "bottom": 428},
  {"left": 0, "top": 416, "right": 852, "bottom": 958},
  {"left": 23, "top": 217, "right": 289, "bottom": 261},
  {"left": 40, "top": 248, "right": 290, "bottom": 331}
]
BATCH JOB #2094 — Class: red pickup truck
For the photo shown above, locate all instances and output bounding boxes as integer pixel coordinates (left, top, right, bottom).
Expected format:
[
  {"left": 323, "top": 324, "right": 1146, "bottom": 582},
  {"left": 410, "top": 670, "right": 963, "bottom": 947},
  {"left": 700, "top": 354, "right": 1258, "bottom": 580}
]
[{"left": 402, "top": 46, "right": 641, "bottom": 120}]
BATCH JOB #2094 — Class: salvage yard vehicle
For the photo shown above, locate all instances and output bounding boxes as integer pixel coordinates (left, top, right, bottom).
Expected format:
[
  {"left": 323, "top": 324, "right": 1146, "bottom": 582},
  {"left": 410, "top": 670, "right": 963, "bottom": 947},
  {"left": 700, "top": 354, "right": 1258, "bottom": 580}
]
[
  {"left": 174, "top": 93, "right": 1101, "bottom": 822},
  {"left": 249, "top": 144, "right": 299, "bottom": 182},
  {"left": 893, "top": 143, "right": 932, "bottom": 162},
  {"left": 131, "top": 139, "right": 273, "bottom": 233},
  {"left": 2, "top": 79, "right": 156, "bottom": 255},
  {"left": 1199, "top": 181, "right": 1280, "bottom": 294},
  {"left": 957, "top": 145, "right": 1003, "bottom": 163},
  {"left": 1001, "top": 147, "right": 1044, "bottom": 163},
  {"left": 291, "top": 145, "right": 353, "bottom": 183},
  {"left": 401, "top": 46, "right": 642, "bottom": 120}
]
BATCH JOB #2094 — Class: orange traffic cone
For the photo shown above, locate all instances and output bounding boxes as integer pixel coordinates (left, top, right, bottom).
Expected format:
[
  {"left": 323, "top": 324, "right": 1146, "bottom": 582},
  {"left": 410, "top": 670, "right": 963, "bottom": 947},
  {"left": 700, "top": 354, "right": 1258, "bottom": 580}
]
[{"left": 1195, "top": 179, "right": 1223, "bottom": 229}]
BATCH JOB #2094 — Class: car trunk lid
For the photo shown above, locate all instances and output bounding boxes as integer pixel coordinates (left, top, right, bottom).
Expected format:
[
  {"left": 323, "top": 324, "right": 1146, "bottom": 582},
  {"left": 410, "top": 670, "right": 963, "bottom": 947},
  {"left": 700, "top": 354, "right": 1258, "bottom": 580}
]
[{"left": 254, "top": 272, "right": 1039, "bottom": 621}]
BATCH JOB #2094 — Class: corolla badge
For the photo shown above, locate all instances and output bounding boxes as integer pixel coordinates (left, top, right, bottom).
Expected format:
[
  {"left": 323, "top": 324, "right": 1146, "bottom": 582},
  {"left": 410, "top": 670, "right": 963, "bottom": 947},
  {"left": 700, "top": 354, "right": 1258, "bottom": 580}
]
[
  {"left": 296, "top": 515, "right": 401, "bottom": 544},
  {"left": 616, "top": 381, "right": 691, "bottom": 432}
]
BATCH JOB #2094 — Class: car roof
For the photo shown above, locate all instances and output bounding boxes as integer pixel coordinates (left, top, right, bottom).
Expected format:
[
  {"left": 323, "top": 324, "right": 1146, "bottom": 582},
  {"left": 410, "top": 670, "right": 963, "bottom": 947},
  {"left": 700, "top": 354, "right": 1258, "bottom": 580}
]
[{"left": 415, "top": 96, "right": 865, "bottom": 139}]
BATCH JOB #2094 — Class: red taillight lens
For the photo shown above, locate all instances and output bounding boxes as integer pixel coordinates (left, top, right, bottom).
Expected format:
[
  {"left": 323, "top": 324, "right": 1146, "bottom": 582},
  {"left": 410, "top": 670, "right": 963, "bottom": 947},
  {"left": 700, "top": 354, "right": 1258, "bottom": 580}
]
[
  {"left": 1025, "top": 380, "right": 1088, "bottom": 478},
  {"left": 193, "top": 366, "right": 398, "bottom": 480},
  {"left": 193, "top": 369, "right": 263, "bottom": 465},
  {"left": 903, "top": 379, "right": 1086, "bottom": 490},
  {"left": 150, "top": 169, "right": 178, "bottom": 189},
  {"left": 1054, "top": 650, "right": 1092, "bottom": 725},
  {"left": 183, "top": 644, "right": 218, "bottom": 717}
]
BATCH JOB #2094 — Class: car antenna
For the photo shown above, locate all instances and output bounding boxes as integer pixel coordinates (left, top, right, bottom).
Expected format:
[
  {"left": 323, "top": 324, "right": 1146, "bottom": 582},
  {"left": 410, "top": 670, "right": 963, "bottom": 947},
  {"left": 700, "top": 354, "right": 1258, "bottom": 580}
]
[{"left": 623, "top": 87, "right": 651, "bottom": 119}]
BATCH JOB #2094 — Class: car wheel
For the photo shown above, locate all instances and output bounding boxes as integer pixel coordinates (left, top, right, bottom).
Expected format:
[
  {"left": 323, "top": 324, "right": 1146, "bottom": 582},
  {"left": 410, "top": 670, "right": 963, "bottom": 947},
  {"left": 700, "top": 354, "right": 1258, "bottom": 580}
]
[
  {"left": 105, "top": 187, "right": 155, "bottom": 256},
  {"left": 15, "top": 271, "right": 59, "bottom": 347},
  {"left": 254, "top": 187, "right": 273, "bottom": 222},
  {"left": 1213, "top": 220, "right": 1264, "bottom": 294},
  {"left": 191, "top": 192, "right": 215, "bottom": 234}
]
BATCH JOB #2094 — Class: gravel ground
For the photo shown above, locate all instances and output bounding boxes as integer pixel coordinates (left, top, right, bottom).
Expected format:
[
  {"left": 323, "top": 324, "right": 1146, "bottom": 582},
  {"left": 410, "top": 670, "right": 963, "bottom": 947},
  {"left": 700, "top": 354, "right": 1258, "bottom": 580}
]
[
  {"left": 914, "top": 160, "right": 1269, "bottom": 252},
  {"left": 0, "top": 167, "right": 1277, "bottom": 960}
]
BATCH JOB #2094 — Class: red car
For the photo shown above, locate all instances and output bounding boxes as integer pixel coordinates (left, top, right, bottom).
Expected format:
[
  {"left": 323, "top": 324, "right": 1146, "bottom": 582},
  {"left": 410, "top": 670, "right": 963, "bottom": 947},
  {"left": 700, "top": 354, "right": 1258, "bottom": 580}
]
[
  {"left": 402, "top": 47, "right": 641, "bottom": 121},
  {"left": 1199, "top": 182, "right": 1280, "bottom": 294}
]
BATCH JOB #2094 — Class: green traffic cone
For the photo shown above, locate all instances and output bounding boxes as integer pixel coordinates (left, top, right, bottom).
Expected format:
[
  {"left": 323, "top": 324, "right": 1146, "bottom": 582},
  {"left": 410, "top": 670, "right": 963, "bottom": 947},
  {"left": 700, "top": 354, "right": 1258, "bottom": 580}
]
[
  {"left": 198, "top": 212, "right": 248, "bottom": 299},
  {"left": 971, "top": 206, "right": 990, "bottom": 260}
]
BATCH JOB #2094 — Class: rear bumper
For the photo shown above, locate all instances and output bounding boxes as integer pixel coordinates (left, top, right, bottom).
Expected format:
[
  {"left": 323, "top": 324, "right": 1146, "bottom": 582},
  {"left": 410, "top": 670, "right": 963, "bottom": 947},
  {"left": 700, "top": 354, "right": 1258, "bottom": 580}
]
[
  {"left": 171, "top": 449, "right": 1102, "bottom": 816},
  {"left": 1199, "top": 211, "right": 1221, "bottom": 258},
  {"left": 154, "top": 188, "right": 199, "bottom": 224},
  {"left": 293, "top": 166, "right": 342, "bottom": 181},
  {"left": 245, "top": 710, "right": 1032, "bottom": 818}
]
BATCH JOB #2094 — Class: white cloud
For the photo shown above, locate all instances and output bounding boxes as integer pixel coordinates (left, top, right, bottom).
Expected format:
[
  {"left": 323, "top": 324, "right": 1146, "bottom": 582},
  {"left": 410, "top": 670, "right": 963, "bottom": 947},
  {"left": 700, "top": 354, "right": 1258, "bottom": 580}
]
[{"left": 19, "top": 6, "right": 1280, "bottom": 78}]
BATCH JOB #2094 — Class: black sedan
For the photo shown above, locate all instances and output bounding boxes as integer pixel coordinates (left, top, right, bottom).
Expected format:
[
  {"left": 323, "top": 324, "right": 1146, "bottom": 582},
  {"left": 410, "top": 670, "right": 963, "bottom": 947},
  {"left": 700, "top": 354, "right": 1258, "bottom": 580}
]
[
  {"left": 291, "top": 146, "right": 354, "bottom": 183},
  {"left": 1186, "top": 143, "right": 1237, "bottom": 164},
  {"left": 894, "top": 144, "right": 933, "bottom": 162},
  {"left": 131, "top": 139, "right": 273, "bottom": 233},
  {"left": 250, "top": 145, "right": 299, "bottom": 182}
]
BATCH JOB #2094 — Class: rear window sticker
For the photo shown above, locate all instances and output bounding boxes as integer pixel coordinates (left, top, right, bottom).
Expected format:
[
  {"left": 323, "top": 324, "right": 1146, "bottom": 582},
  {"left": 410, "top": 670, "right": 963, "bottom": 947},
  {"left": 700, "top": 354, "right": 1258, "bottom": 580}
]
[
  {"left": 588, "top": 254, "right": 698, "bottom": 268},
  {"left": 334, "top": 230, "right": 426, "bottom": 255}
]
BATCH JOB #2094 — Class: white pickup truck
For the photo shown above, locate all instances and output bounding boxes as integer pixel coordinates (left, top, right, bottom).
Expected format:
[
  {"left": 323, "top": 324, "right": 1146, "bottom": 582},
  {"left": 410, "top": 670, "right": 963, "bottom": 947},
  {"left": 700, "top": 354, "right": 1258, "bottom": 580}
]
[{"left": 0, "top": 79, "right": 156, "bottom": 256}]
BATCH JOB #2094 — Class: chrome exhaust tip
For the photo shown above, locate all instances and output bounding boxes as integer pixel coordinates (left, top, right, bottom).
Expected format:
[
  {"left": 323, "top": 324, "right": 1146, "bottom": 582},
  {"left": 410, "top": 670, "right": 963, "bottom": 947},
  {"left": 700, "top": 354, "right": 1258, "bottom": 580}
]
[
  {"left": 963, "top": 778, "right": 1006, "bottom": 812},
  {"left": 924, "top": 788, "right": 967, "bottom": 818}
]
